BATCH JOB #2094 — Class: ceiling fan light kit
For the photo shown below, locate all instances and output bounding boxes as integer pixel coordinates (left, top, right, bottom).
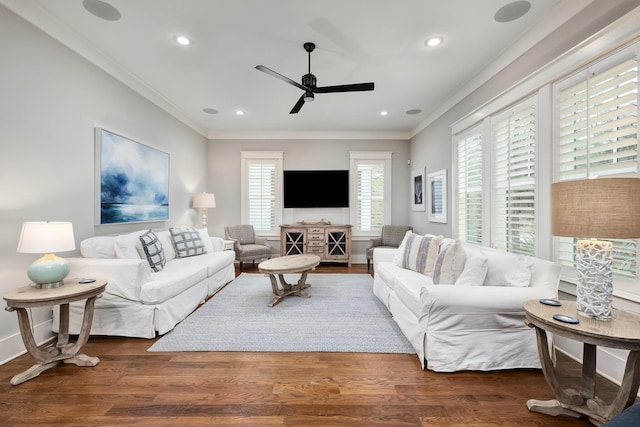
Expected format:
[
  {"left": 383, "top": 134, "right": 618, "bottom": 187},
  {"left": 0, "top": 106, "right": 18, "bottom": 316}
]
[{"left": 255, "top": 42, "right": 375, "bottom": 114}]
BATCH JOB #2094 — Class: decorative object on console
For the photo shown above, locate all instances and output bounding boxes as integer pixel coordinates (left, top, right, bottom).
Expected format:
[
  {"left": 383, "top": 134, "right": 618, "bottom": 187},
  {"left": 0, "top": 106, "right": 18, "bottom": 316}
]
[
  {"left": 428, "top": 169, "right": 447, "bottom": 223},
  {"left": 95, "top": 128, "right": 169, "bottom": 225},
  {"left": 551, "top": 178, "right": 640, "bottom": 320},
  {"left": 192, "top": 192, "right": 216, "bottom": 227},
  {"left": 17, "top": 221, "right": 76, "bottom": 288}
]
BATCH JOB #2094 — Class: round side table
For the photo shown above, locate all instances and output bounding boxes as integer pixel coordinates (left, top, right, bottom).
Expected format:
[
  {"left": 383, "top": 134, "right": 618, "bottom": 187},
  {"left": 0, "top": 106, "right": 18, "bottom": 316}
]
[{"left": 3, "top": 278, "right": 107, "bottom": 385}]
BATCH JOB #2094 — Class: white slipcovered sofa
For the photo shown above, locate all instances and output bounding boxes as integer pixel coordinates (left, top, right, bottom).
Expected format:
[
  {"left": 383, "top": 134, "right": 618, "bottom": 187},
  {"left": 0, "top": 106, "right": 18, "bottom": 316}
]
[
  {"left": 373, "top": 232, "right": 561, "bottom": 372},
  {"left": 54, "top": 227, "right": 235, "bottom": 338}
]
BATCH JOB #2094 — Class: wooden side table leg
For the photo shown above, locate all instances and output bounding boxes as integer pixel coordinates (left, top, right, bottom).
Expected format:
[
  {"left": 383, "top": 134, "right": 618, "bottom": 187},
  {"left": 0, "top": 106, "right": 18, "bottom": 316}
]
[
  {"left": 60, "top": 296, "right": 100, "bottom": 367},
  {"left": 526, "top": 325, "right": 583, "bottom": 418},
  {"left": 588, "top": 350, "right": 640, "bottom": 422}
]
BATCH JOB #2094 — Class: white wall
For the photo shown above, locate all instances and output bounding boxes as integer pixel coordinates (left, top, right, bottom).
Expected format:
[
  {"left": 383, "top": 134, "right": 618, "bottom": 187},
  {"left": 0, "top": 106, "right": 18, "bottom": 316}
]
[
  {"left": 206, "top": 138, "right": 410, "bottom": 261},
  {"left": 0, "top": 6, "right": 209, "bottom": 364}
]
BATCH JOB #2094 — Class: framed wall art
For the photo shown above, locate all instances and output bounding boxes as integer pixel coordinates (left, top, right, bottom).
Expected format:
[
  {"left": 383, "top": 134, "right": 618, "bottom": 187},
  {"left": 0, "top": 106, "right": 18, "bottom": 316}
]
[
  {"left": 428, "top": 169, "right": 447, "bottom": 223},
  {"left": 95, "top": 128, "right": 170, "bottom": 225},
  {"left": 411, "top": 167, "right": 425, "bottom": 211}
]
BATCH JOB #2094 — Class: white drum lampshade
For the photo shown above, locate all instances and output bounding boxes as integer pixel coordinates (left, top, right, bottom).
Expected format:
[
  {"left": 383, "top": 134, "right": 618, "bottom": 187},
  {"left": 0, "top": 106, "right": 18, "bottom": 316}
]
[{"left": 17, "top": 221, "right": 76, "bottom": 288}]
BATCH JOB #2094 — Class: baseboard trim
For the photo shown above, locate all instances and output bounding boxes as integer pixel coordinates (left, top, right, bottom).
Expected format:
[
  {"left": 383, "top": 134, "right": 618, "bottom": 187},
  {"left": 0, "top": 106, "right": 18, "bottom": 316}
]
[{"left": 0, "top": 319, "right": 55, "bottom": 366}]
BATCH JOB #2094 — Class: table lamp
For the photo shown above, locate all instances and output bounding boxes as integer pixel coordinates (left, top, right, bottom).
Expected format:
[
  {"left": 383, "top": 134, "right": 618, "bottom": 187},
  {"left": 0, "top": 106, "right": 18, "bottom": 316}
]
[
  {"left": 193, "top": 192, "right": 216, "bottom": 227},
  {"left": 551, "top": 178, "right": 640, "bottom": 320},
  {"left": 16, "top": 221, "right": 76, "bottom": 288}
]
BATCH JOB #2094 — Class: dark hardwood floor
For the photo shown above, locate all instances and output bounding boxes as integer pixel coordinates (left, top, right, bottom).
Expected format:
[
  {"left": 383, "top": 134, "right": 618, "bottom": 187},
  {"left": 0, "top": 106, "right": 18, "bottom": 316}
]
[{"left": 0, "top": 263, "right": 620, "bottom": 426}]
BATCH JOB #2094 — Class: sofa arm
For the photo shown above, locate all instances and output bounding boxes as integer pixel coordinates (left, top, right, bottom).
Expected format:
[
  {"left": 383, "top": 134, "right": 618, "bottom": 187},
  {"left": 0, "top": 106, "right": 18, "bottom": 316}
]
[
  {"left": 419, "top": 284, "right": 557, "bottom": 331},
  {"left": 209, "top": 236, "right": 224, "bottom": 252},
  {"left": 373, "top": 247, "right": 397, "bottom": 265},
  {"left": 67, "top": 257, "right": 151, "bottom": 301}
]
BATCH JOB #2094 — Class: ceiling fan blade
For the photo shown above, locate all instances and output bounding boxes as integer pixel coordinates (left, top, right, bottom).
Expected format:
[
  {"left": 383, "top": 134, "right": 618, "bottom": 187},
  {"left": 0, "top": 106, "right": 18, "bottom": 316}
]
[
  {"left": 314, "top": 82, "right": 374, "bottom": 93},
  {"left": 255, "top": 65, "right": 307, "bottom": 91},
  {"left": 289, "top": 94, "right": 306, "bottom": 114}
]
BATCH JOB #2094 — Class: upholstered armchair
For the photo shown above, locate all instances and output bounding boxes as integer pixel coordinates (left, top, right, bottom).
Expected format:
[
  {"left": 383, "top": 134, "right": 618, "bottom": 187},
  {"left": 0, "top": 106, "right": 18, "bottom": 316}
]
[
  {"left": 224, "top": 225, "right": 272, "bottom": 272},
  {"left": 366, "top": 225, "right": 413, "bottom": 270}
]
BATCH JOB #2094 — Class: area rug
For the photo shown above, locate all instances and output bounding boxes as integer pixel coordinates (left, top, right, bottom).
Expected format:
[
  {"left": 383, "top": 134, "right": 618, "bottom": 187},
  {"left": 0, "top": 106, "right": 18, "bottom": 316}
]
[{"left": 148, "top": 273, "right": 414, "bottom": 354}]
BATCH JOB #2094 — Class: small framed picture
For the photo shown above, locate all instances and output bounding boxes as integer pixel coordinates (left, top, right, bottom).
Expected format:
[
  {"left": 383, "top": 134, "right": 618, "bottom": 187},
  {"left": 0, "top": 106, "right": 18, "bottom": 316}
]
[
  {"left": 428, "top": 169, "right": 447, "bottom": 223},
  {"left": 411, "top": 168, "right": 426, "bottom": 211}
]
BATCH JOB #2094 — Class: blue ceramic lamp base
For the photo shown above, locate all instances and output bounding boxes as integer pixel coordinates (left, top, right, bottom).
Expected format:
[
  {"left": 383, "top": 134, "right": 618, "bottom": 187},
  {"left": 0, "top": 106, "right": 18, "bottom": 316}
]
[{"left": 27, "top": 253, "right": 70, "bottom": 289}]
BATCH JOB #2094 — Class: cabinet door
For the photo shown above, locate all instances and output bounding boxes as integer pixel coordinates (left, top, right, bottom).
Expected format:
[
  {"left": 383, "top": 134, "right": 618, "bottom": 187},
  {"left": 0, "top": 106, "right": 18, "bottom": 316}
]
[
  {"left": 283, "top": 229, "right": 306, "bottom": 256},
  {"left": 326, "top": 228, "right": 348, "bottom": 260}
]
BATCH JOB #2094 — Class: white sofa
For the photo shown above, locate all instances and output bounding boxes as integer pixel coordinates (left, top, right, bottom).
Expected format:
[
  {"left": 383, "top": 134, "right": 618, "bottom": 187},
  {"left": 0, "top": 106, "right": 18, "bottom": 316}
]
[
  {"left": 54, "top": 227, "right": 235, "bottom": 338},
  {"left": 373, "top": 232, "right": 561, "bottom": 372}
]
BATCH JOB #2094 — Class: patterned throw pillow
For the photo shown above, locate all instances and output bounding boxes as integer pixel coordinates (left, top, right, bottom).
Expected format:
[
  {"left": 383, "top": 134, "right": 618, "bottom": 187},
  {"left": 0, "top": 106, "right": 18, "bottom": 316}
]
[
  {"left": 433, "top": 240, "right": 467, "bottom": 284},
  {"left": 170, "top": 227, "right": 206, "bottom": 258},
  {"left": 400, "top": 232, "right": 442, "bottom": 276},
  {"left": 138, "top": 230, "right": 166, "bottom": 272}
]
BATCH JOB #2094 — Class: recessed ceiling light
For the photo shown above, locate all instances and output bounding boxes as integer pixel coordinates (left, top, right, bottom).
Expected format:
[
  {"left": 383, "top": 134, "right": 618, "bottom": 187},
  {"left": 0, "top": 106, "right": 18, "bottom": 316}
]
[
  {"left": 82, "top": 0, "right": 121, "bottom": 21},
  {"left": 380, "top": 111, "right": 388, "bottom": 116},
  {"left": 203, "top": 108, "right": 218, "bottom": 115},
  {"left": 424, "top": 36, "right": 443, "bottom": 48},
  {"left": 235, "top": 110, "right": 245, "bottom": 116},
  {"left": 494, "top": 1, "right": 531, "bottom": 23},
  {"left": 175, "top": 36, "right": 191, "bottom": 46},
  {"left": 406, "top": 109, "right": 422, "bottom": 115}
]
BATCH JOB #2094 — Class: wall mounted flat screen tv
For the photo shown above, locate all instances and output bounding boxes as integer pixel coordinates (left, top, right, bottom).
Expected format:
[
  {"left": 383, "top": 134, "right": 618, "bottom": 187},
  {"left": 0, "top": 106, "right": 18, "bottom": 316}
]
[{"left": 283, "top": 170, "right": 349, "bottom": 208}]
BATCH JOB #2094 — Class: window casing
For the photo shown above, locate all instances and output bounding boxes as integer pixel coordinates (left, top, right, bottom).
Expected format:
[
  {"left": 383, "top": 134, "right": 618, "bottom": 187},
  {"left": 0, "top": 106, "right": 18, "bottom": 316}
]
[
  {"left": 350, "top": 151, "right": 392, "bottom": 237},
  {"left": 240, "top": 151, "right": 283, "bottom": 236}
]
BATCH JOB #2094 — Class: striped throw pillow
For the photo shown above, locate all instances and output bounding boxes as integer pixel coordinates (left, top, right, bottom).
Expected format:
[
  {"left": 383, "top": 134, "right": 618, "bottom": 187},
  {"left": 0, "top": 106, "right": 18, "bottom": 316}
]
[{"left": 400, "top": 233, "right": 442, "bottom": 276}]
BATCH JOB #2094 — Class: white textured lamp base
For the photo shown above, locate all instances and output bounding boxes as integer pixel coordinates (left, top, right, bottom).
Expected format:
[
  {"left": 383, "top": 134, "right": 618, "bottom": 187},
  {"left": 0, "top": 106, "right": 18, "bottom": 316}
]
[{"left": 576, "top": 239, "right": 613, "bottom": 320}]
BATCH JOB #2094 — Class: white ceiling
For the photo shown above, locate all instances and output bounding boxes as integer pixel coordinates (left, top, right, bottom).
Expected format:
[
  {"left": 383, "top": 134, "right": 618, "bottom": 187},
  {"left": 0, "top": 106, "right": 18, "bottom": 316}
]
[{"left": 3, "top": 0, "right": 594, "bottom": 139}]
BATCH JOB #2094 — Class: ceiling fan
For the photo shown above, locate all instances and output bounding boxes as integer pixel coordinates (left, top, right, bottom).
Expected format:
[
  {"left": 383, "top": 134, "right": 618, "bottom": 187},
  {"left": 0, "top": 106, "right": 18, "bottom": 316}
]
[{"left": 255, "top": 42, "right": 375, "bottom": 114}]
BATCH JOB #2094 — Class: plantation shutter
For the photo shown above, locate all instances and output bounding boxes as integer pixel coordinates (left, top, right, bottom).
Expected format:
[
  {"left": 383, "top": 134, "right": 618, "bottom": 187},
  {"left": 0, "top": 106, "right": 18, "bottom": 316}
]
[
  {"left": 247, "top": 162, "right": 276, "bottom": 232},
  {"left": 356, "top": 162, "right": 385, "bottom": 232},
  {"left": 349, "top": 152, "right": 392, "bottom": 236},
  {"left": 241, "top": 151, "right": 283, "bottom": 236},
  {"left": 456, "top": 128, "right": 483, "bottom": 245},
  {"left": 556, "top": 55, "right": 638, "bottom": 278},
  {"left": 492, "top": 97, "right": 537, "bottom": 256}
]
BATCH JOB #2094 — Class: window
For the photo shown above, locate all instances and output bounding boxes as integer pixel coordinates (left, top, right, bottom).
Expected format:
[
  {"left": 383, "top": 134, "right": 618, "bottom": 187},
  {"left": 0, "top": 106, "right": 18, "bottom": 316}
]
[
  {"left": 492, "top": 97, "right": 537, "bottom": 256},
  {"left": 455, "top": 126, "right": 483, "bottom": 245},
  {"left": 241, "top": 151, "right": 283, "bottom": 236},
  {"left": 350, "top": 151, "right": 392, "bottom": 236},
  {"left": 555, "top": 52, "right": 638, "bottom": 281}
]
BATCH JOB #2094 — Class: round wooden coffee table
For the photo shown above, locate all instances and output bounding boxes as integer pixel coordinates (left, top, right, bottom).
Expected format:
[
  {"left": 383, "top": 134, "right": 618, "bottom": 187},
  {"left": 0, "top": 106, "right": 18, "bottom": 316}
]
[{"left": 258, "top": 254, "right": 320, "bottom": 307}]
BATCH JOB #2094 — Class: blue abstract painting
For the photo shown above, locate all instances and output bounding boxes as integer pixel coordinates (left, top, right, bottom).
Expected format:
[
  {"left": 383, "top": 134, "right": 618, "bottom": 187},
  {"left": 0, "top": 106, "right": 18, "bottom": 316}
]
[{"left": 97, "top": 128, "right": 169, "bottom": 224}]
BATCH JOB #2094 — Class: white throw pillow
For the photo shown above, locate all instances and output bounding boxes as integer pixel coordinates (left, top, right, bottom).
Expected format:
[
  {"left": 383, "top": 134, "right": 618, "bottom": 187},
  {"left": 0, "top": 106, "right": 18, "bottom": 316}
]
[
  {"left": 114, "top": 230, "right": 145, "bottom": 259},
  {"left": 394, "top": 232, "right": 442, "bottom": 276},
  {"left": 197, "top": 228, "right": 214, "bottom": 253},
  {"left": 393, "top": 230, "right": 415, "bottom": 266},
  {"left": 156, "top": 230, "right": 176, "bottom": 262},
  {"left": 433, "top": 240, "right": 467, "bottom": 284},
  {"left": 483, "top": 252, "right": 533, "bottom": 287},
  {"left": 80, "top": 236, "right": 117, "bottom": 258},
  {"left": 454, "top": 246, "right": 488, "bottom": 286}
]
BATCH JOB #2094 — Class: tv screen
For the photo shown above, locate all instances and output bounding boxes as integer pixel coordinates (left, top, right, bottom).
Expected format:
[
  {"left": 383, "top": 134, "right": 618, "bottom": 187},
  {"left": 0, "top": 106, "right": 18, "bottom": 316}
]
[{"left": 284, "top": 170, "right": 349, "bottom": 208}]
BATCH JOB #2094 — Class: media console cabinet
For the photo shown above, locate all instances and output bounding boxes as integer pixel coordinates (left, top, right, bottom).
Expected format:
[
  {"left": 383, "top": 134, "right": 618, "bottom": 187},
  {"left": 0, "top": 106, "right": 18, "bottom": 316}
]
[{"left": 280, "top": 224, "right": 352, "bottom": 266}]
